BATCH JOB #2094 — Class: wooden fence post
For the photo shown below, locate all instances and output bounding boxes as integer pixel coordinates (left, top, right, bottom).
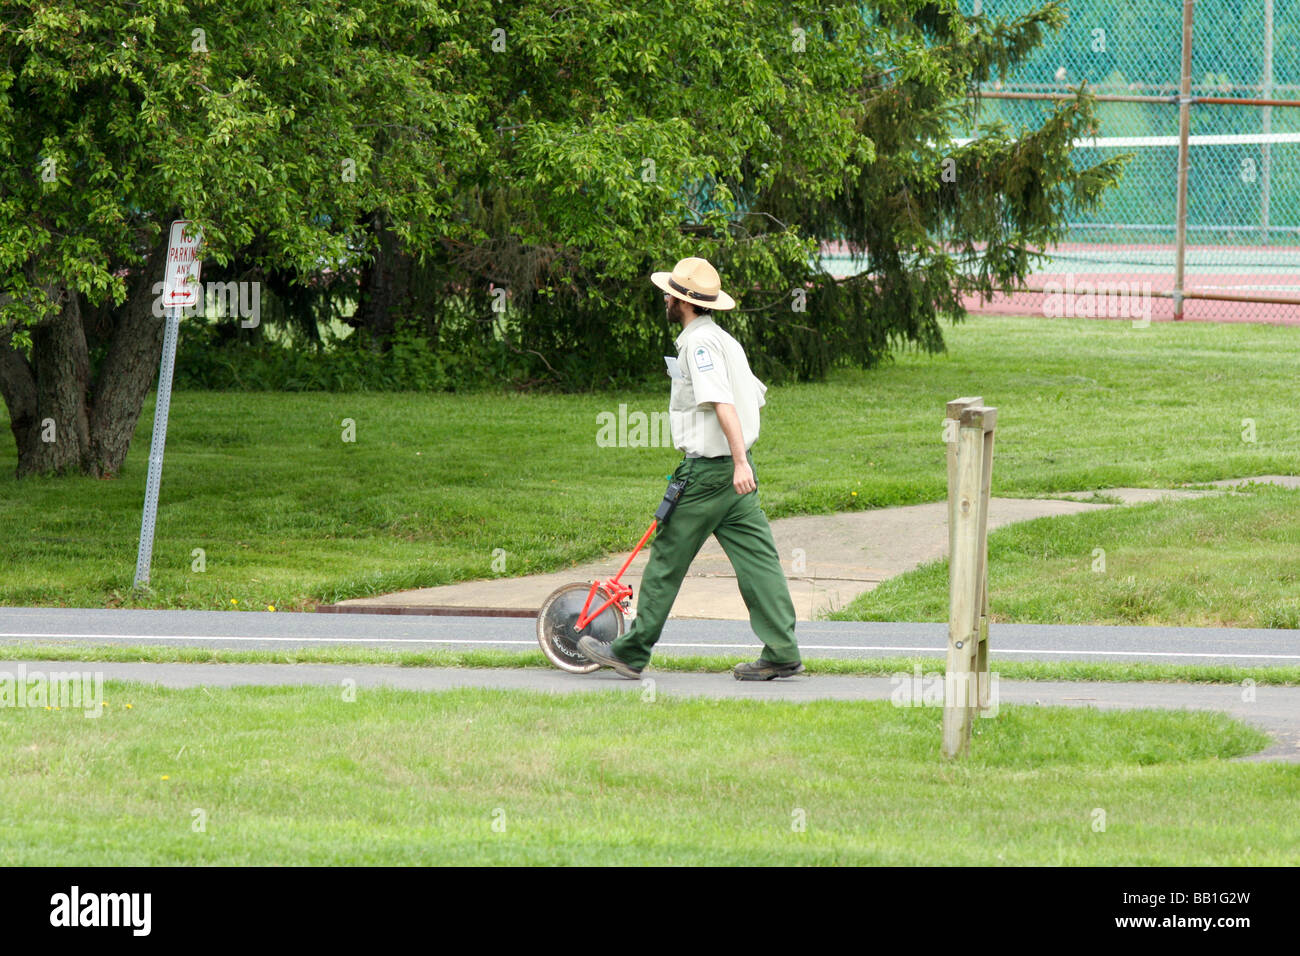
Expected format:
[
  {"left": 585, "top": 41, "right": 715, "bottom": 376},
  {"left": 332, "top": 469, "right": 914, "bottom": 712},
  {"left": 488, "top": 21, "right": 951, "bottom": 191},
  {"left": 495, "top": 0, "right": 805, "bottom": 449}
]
[{"left": 943, "top": 400, "right": 997, "bottom": 758}]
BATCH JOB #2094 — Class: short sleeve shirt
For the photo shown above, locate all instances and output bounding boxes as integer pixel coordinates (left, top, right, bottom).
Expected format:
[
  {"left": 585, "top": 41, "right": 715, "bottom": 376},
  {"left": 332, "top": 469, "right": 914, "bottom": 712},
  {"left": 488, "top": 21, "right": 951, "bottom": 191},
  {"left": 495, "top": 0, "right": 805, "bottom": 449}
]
[{"left": 668, "top": 315, "right": 767, "bottom": 457}]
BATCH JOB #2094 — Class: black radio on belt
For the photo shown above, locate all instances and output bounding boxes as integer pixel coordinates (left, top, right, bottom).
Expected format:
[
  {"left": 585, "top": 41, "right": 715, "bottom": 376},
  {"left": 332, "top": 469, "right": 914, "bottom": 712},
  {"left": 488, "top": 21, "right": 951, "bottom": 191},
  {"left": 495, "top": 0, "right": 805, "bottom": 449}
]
[{"left": 654, "top": 477, "right": 688, "bottom": 524}]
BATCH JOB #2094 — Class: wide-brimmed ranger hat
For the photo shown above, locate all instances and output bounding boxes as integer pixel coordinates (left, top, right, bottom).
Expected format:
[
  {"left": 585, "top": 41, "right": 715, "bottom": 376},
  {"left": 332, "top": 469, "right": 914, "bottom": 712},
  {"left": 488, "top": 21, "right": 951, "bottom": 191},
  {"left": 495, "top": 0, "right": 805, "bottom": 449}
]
[{"left": 651, "top": 256, "right": 736, "bottom": 311}]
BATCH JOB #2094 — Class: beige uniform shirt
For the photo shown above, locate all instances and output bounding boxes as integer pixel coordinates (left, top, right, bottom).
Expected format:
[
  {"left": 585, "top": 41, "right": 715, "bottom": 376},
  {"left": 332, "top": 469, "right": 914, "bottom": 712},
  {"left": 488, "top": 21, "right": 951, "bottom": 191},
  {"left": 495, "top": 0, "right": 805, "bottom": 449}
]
[{"left": 667, "top": 315, "right": 768, "bottom": 458}]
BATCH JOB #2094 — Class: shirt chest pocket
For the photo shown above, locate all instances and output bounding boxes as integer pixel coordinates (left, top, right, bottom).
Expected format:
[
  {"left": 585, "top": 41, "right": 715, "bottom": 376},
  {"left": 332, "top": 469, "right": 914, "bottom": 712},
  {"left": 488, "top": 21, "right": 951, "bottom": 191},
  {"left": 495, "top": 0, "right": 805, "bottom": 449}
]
[{"left": 669, "top": 359, "right": 696, "bottom": 412}]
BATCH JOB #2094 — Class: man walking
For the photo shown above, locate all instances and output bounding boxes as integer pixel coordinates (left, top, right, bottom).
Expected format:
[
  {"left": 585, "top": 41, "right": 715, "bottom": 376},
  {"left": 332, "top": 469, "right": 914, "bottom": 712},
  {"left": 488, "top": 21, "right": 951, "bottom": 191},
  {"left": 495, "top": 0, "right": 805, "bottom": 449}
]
[{"left": 578, "top": 256, "right": 803, "bottom": 681}]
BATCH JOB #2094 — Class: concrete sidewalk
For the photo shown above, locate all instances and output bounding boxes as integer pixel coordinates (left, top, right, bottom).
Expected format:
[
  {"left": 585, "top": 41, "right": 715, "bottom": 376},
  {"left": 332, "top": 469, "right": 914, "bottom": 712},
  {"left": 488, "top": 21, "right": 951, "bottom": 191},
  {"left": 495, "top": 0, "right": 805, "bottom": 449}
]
[
  {"left": 26, "top": 659, "right": 1300, "bottom": 763},
  {"left": 335, "top": 496, "right": 1107, "bottom": 620},
  {"left": 330, "top": 475, "right": 1298, "bottom": 621}
]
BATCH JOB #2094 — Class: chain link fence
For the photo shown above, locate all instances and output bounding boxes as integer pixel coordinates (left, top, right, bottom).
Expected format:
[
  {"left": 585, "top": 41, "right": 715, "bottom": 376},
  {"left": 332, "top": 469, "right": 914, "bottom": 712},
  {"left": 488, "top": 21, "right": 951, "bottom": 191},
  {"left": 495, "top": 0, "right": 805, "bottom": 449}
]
[{"left": 958, "top": 0, "right": 1300, "bottom": 322}]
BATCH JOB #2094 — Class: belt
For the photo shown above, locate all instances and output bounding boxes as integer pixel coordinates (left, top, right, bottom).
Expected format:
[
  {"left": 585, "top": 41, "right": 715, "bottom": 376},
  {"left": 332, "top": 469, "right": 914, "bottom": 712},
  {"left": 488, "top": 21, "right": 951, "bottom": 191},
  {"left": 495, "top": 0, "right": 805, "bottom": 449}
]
[{"left": 685, "top": 452, "right": 729, "bottom": 460}]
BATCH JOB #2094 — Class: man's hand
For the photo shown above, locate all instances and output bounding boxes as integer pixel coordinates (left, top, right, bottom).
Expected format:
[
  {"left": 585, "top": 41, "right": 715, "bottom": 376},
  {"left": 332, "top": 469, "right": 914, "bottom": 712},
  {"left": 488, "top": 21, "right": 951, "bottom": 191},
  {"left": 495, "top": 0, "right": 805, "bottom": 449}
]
[{"left": 732, "top": 459, "right": 756, "bottom": 495}]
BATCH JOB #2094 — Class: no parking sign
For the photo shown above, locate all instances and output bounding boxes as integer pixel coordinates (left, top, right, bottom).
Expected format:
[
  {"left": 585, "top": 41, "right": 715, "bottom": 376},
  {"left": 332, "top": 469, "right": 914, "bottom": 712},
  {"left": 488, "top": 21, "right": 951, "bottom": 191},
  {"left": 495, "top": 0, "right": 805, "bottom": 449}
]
[
  {"left": 133, "top": 221, "right": 203, "bottom": 588},
  {"left": 162, "top": 221, "right": 203, "bottom": 310}
]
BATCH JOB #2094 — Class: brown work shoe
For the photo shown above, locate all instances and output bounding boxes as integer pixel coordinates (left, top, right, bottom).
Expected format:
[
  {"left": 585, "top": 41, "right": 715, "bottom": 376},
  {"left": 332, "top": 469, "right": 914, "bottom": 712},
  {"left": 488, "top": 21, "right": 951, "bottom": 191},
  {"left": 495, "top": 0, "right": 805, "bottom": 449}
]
[
  {"left": 576, "top": 635, "right": 642, "bottom": 679},
  {"left": 733, "top": 658, "right": 805, "bottom": 681}
]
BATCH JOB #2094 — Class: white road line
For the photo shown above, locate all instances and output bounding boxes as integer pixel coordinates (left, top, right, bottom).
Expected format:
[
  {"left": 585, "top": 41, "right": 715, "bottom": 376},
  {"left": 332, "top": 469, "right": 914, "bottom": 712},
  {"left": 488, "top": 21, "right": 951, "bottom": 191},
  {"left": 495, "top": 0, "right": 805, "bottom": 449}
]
[
  {"left": 852, "top": 647, "right": 1300, "bottom": 660},
  {"left": 0, "top": 632, "right": 535, "bottom": 645},
  {"left": 0, "top": 633, "right": 1297, "bottom": 660}
]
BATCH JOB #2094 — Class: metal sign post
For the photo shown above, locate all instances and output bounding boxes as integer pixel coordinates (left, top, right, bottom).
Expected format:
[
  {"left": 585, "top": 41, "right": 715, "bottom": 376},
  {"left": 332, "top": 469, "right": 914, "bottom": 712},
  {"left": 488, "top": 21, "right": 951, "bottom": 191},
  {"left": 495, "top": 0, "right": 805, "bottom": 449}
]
[{"left": 133, "top": 221, "right": 202, "bottom": 589}]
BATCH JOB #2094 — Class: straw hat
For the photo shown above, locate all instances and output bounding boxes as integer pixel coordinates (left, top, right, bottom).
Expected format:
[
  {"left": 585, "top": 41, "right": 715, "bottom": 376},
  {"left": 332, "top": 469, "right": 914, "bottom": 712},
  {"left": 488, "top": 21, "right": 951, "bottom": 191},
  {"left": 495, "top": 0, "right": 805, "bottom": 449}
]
[{"left": 650, "top": 256, "right": 736, "bottom": 311}]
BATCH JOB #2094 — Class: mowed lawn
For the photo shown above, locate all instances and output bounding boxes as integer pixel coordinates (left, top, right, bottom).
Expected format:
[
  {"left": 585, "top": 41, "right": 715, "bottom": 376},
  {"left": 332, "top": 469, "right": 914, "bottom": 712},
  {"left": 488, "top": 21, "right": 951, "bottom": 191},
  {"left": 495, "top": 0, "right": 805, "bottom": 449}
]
[
  {"left": 1, "top": 314, "right": 1297, "bottom": 611},
  {"left": 1, "top": 684, "right": 1293, "bottom": 866},
  {"left": 839, "top": 482, "right": 1300, "bottom": 628}
]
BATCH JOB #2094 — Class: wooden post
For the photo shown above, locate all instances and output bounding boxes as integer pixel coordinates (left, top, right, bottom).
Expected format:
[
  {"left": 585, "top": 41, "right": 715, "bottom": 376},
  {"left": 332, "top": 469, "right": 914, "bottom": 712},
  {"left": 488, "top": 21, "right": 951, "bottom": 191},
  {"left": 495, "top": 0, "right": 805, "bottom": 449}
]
[
  {"left": 943, "top": 400, "right": 997, "bottom": 758},
  {"left": 945, "top": 397, "right": 982, "bottom": 564},
  {"left": 974, "top": 411, "right": 996, "bottom": 712}
]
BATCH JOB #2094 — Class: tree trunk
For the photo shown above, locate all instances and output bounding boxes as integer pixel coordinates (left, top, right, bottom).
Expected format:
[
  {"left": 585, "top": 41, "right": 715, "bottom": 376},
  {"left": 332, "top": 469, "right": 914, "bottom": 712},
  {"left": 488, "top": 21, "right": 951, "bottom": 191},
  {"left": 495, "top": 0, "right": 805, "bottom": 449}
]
[
  {"left": 3, "top": 290, "right": 92, "bottom": 476},
  {"left": 2, "top": 236, "right": 170, "bottom": 478},
  {"left": 0, "top": 330, "right": 40, "bottom": 469},
  {"left": 355, "top": 209, "right": 416, "bottom": 345},
  {"left": 86, "top": 238, "right": 171, "bottom": 477}
]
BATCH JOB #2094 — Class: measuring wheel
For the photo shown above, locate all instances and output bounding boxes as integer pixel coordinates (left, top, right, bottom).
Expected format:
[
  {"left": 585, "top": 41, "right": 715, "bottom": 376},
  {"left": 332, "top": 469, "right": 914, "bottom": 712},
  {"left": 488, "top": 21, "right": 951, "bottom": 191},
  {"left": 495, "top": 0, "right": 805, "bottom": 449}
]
[{"left": 536, "top": 582, "right": 626, "bottom": 674}]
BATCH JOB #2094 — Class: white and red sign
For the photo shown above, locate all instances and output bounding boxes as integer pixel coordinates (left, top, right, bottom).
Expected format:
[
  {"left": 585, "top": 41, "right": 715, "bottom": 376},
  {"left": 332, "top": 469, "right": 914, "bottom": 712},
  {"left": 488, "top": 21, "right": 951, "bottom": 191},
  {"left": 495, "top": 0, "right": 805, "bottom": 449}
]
[{"left": 163, "top": 220, "right": 203, "bottom": 309}]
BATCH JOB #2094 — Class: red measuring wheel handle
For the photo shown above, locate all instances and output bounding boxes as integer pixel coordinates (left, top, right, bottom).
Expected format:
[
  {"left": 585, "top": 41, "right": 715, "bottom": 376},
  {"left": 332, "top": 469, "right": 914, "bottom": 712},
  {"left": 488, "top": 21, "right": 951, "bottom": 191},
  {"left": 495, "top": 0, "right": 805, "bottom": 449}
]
[{"left": 573, "top": 518, "right": 656, "bottom": 631}]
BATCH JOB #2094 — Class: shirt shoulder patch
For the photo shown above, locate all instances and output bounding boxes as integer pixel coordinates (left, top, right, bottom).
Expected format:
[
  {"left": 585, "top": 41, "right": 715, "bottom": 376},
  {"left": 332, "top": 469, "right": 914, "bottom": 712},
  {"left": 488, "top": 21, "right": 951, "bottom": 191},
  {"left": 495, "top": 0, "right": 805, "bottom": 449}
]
[{"left": 693, "top": 345, "right": 714, "bottom": 372}]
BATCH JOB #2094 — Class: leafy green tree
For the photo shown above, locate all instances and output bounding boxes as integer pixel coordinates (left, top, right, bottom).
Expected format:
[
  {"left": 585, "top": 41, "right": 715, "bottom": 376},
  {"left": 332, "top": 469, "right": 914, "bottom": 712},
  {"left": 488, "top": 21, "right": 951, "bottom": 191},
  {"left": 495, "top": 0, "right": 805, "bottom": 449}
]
[
  {"left": 2, "top": 0, "right": 1124, "bottom": 478},
  {"left": 0, "top": 0, "right": 478, "bottom": 476},
  {"left": 351, "top": 0, "right": 1124, "bottom": 388}
]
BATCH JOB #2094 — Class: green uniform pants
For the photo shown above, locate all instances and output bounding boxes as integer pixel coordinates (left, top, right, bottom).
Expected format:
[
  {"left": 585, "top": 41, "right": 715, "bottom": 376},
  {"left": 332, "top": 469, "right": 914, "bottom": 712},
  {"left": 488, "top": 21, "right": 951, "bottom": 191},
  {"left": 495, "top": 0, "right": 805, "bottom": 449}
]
[{"left": 611, "top": 452, "right": 800, "bottom": 670}]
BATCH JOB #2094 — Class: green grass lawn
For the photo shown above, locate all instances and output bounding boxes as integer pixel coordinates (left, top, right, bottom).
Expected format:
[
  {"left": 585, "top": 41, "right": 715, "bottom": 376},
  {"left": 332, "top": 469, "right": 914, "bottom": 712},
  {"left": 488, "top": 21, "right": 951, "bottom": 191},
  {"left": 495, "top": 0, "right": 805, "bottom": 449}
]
[
  {"left": 4, "top": 644, "right": 1299, "bottom": 686},
  {"left": 838, "top": 482, "right": 1300, "bottom": 628},
  {"left": 2, "top": 314, "right": 1297, "bottom": 612},
  {"left": 1, "top": 683, "right": 1292, "bottom": 865}
]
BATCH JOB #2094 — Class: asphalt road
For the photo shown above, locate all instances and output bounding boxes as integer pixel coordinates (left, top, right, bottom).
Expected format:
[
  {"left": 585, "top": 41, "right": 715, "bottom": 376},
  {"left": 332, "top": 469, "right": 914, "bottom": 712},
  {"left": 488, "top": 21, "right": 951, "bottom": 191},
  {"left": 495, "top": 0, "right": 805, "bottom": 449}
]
[
  {"left": 6, "top": 658, "right": 1298, "bottom": 762},
  {"left": 4, "top": 608, "right": 1298, "bottom": 761},
  {"left": 2, "top": 607, "right": 1299, "bottom": 666}
]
